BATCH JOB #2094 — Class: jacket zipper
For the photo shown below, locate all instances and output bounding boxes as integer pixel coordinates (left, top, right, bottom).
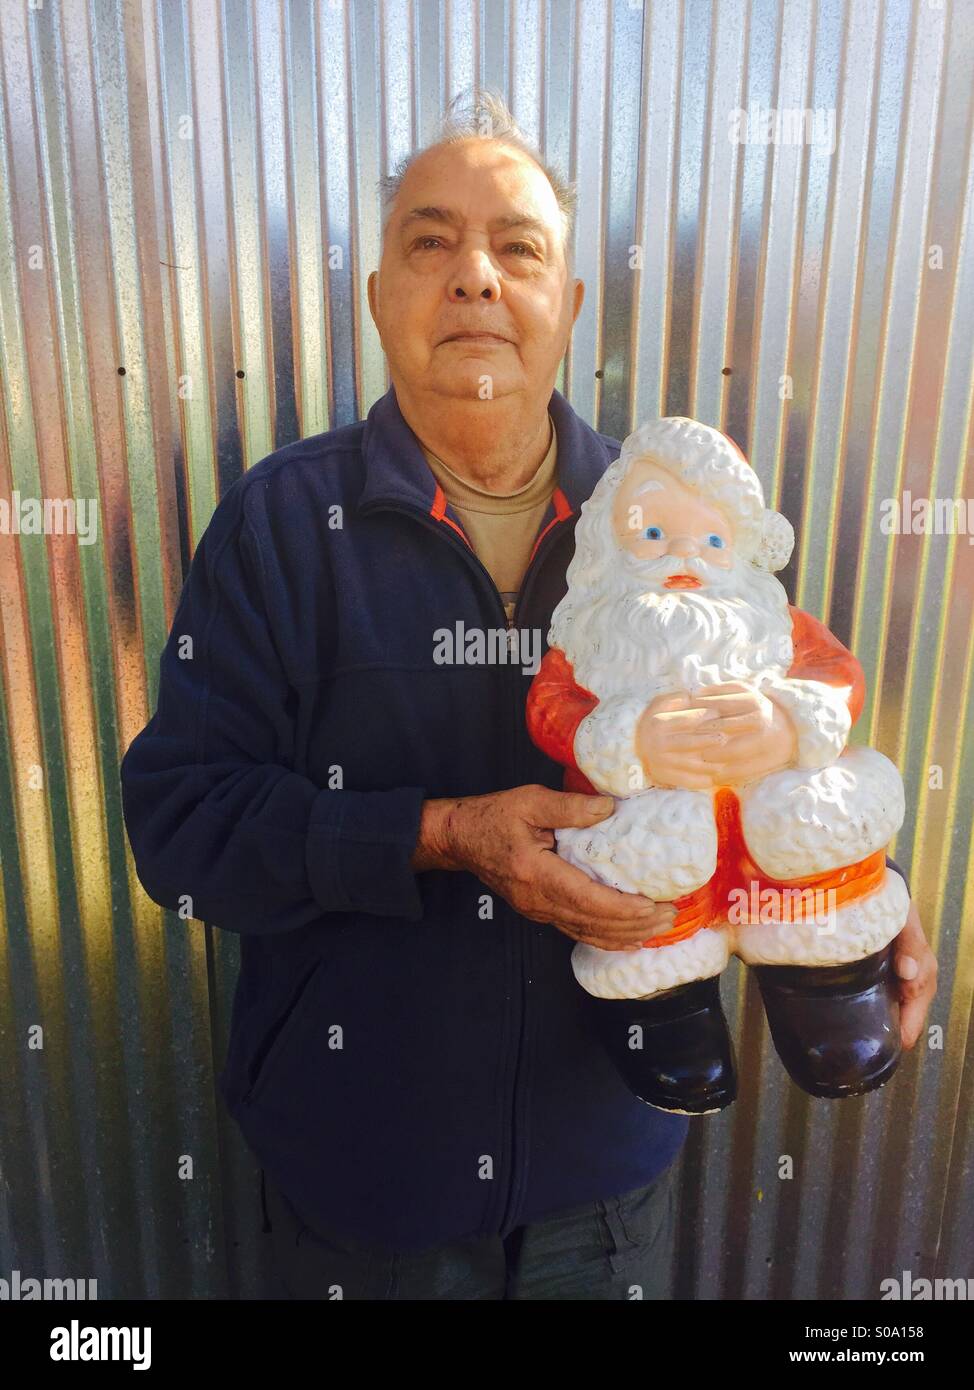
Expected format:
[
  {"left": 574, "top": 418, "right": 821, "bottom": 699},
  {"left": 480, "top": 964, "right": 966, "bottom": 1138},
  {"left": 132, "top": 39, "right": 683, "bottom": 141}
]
[
  {"left": 358, "top": 496, "right": 574, "bottom": 1236},
  {"left": 499, "top": 512, "right": 573, "bottom": 1232}
]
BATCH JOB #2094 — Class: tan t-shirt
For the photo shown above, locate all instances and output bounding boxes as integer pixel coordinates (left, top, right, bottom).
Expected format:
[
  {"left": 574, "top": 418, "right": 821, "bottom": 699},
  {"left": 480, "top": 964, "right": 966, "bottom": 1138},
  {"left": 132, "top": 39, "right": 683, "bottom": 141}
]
[{"left": 419, "top": 413, "right": 558, "bottom": 626}]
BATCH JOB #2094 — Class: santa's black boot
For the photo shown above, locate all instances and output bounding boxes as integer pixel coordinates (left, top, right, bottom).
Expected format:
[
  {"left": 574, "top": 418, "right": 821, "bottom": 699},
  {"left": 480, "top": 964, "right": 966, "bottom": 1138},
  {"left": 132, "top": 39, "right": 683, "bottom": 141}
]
[
  {"left": 752, "top": 942, "right": 902, "bottom": 1099},
  {"left": 578, "top": 973, "right": 737, "bottom": 1114}
]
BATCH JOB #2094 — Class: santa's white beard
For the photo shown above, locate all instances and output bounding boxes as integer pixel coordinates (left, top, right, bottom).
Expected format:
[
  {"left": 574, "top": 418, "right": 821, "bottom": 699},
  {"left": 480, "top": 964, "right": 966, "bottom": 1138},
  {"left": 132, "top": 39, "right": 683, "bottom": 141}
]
[{"left": 550, "top": 548, "right": 795, "bottom": 701}]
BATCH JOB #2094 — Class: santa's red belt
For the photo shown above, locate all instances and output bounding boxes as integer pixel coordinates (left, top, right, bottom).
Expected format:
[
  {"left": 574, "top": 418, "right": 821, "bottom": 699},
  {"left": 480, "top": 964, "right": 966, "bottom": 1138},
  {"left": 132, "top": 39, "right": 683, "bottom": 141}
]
[{"left": 635, "top": 786, "right": 887, "bottom": 948}]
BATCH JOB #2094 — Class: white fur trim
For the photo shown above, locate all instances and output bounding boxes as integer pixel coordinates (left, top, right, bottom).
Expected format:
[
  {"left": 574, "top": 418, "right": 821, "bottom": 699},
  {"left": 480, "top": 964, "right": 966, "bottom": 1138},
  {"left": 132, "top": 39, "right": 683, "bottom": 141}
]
[
  {"left": 739, "top": 746, "right": 906, "bottom": 880},
  {"left": 733, "top": 868, "right": 910, "bottom": 966},
  {"left": 755, "top": 673, "right": 853, "bottom": 768},
  {"left": 572, "top": 695, "right": 652, "bottom": 798},
  {"left": 572, "top": 926, "right": 731, "bottom": 1000},
  {"left": 555, "top": 787, "right": 717, "bottom": 899}
]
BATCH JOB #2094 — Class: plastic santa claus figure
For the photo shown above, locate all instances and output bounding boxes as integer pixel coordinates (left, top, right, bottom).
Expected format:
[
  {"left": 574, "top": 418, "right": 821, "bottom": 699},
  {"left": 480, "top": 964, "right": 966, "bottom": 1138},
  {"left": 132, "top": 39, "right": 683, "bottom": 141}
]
[{"left": 526, "top": 417, "right": 910, "bottom": 1114}]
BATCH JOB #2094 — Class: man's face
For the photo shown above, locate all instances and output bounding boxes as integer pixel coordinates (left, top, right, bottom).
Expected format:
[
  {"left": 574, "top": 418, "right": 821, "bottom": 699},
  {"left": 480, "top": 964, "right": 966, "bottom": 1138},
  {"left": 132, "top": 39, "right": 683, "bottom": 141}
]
[
  {"left": 367, "top": 139, "right": 583, "bottom": 402},
  {"left": 611, "top": 458, "right": 737, "bottom": 589}
]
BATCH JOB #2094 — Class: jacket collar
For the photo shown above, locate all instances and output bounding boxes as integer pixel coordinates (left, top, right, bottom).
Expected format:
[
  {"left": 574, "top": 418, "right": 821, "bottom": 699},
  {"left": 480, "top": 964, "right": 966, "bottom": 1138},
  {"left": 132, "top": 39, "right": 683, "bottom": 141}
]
[{"left": 358, "top": 383, "right": 618, "bottom": 522}]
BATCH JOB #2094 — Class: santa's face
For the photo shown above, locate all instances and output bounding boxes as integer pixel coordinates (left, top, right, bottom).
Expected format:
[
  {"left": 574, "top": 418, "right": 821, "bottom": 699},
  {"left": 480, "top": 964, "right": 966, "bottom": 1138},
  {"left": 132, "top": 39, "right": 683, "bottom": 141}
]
[
  {"left": 550, "top": 451, "right": 794, "bottom": 696},
  {"left": 611, "top": 458, "right": 735, "bottom": 588}
]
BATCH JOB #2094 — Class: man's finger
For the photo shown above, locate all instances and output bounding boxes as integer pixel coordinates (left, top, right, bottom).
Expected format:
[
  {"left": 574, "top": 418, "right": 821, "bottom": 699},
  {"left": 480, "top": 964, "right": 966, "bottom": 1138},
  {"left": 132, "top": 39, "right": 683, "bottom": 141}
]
[
  {"left": 893, "top": 903, "right": 929, "bottom": 960},
  {"left": 890, "top": 902, "right": 937, "bottom": 1047},
  {"left": 528, "top": 788, "right": 617, "bottom": 829},
  {"left": 899, "top": 991, "right": 927, "bottom": 1049},
  {"left": 533, "top": 852, "right": 678, "bottom": 933},
  {"left": 894, "top": 952, "right": 919, "bottom": 982},
  {"left": 566, "top": 900, "right": 680, "bottom": 949}
]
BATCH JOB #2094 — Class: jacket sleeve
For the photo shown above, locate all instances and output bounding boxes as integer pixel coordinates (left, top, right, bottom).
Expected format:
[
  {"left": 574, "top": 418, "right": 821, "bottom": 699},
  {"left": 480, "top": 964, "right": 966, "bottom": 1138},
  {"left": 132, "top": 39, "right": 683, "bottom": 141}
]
[{"left": 119, "top": 477, "right": 427, "bottom": 933}]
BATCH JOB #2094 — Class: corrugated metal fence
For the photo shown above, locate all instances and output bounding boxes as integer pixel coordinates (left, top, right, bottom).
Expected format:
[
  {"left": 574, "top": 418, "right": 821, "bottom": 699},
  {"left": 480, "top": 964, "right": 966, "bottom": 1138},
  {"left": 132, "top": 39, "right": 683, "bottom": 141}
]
[{"left": 0, "top": 0, "right": 971, "bottom": 1298}]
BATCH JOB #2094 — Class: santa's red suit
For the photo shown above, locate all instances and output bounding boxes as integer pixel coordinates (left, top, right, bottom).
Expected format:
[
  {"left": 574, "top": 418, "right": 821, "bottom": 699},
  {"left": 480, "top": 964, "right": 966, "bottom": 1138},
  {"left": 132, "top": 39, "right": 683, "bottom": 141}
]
[{"left": 526, "top": 605, "right": 909, "bottom": 999}]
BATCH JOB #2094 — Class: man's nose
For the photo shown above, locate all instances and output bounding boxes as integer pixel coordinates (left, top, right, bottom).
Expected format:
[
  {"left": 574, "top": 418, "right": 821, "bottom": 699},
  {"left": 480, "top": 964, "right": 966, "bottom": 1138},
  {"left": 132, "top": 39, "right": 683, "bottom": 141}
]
[
  {"left": 448, "top": 251, "right": 501, "bottom": 301},
  {"left": 667, "top": 535, "right": 700, "bottom": 558}
]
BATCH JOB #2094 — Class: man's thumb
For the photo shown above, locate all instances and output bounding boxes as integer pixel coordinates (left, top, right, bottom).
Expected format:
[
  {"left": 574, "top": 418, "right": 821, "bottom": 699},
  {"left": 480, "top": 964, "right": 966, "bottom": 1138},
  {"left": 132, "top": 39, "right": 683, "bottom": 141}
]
[{"left": 543, "top": 790, "right": 615, "bottom": 828}]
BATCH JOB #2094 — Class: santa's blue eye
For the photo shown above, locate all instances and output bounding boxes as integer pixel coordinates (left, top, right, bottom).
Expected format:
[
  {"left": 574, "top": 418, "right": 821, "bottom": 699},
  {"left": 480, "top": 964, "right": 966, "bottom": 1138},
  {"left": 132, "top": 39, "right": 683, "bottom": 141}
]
[
  {"left": 706, "top": 534, "right": 725, "bottom": 548},
  {"left": 644, "top": 525, "right": 665, "bottom": 540}
]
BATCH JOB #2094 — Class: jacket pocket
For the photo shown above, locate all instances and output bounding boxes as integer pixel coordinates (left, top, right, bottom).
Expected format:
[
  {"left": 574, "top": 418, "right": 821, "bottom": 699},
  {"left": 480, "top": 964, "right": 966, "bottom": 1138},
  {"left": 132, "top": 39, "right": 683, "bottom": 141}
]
[
  {"left": 243, "top": 960, "right": 324, "bottom": 1108},
  {"left": 596, "top": 1165, "right": 675, "bottom": 1274}
]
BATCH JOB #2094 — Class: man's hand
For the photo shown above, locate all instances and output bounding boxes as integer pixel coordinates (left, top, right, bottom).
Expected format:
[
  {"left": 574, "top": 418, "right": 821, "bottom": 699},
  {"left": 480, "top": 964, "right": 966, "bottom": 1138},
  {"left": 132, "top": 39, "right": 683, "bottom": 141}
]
[
  {"left": 636, "top": 682, "right": 796, "bottom": 788},
  {"left": 891, "top": 897, "right": 937, "bottom": 1048},
  {"left": 411, "top": 785, "right": 678, "bottom": 951}
]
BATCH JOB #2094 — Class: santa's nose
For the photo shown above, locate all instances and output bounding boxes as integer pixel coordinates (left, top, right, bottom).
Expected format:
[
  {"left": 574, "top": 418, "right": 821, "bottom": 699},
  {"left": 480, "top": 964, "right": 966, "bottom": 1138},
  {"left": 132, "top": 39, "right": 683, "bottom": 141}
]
[{"left": 667, "top": 535, "right": 700, "bottom": 558}]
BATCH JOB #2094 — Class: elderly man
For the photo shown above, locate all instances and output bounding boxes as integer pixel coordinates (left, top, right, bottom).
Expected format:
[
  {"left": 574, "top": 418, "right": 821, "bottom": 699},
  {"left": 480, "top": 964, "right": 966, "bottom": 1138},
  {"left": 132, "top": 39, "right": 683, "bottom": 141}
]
[{"left": 119, "top": 91, "right": 935, "bottom": 1301}]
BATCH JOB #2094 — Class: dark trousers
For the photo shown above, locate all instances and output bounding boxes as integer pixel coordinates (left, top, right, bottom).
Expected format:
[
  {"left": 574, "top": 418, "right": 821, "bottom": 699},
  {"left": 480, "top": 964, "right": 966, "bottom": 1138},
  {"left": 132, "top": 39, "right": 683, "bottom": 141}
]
[{"left": 261, "top": 1164, "right": 676, "bottom": 1300}]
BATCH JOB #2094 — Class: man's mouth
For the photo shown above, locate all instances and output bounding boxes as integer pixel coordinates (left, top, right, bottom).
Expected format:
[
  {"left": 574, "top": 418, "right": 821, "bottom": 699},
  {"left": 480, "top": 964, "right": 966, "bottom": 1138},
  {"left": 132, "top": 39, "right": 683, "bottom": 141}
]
[
  {"left": 440, "top": 332, "right": 511, "bottom": 345},
  {"left": 663, "top": 573, "right": 704, "bottom": 590}
]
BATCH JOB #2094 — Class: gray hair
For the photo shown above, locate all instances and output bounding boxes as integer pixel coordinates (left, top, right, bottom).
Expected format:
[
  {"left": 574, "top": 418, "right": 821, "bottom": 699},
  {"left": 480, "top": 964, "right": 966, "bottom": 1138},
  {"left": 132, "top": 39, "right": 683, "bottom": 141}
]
[{"left": 378, "top": 87, "right": 577, "bottom": 272}]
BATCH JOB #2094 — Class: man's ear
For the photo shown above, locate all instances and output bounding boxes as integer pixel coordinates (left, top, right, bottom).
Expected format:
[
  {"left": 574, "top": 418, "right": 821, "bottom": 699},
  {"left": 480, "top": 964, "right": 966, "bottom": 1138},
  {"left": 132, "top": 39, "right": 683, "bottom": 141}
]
[
  {"left": 571, "top": 278, "right": 585, "bottom": 325},
  {"left": 366, "top": 270, "right": 378, "bottom": 328}
]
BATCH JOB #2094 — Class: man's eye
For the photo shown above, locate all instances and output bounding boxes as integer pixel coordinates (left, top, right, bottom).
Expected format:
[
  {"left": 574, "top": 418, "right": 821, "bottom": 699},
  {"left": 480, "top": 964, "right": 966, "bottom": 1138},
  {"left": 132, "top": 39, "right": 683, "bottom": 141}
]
[
  {"left": 506, "top": 243, "right": 535, "bottom": 256},
  {"left": 415, "top": 237, "right": 444, "bottom": 250},
  {"left": 706, "top": 533, "right": 725, "bottom": 549},
  {"left": 644, "top": 525, "right": 665, "bottom": 540}
]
